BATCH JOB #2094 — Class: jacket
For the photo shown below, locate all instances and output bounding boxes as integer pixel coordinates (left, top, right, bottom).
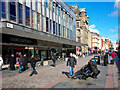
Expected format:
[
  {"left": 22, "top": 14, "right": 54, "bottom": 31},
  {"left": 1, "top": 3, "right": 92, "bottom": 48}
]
[
  {"left": 52, "top": 54, "right": 57, "bottom": 61},
  {"left": 67, "top": 57, "right": 77, "bottom": 67},
  {"left": 19, "top": 57, "right": 25, "bottom": 66},
  {"left": 30, "top": 58, "right": 36, "bottom": 68},
  {"left": 112, "top": 52, "right": 117, "bottom": 58}
]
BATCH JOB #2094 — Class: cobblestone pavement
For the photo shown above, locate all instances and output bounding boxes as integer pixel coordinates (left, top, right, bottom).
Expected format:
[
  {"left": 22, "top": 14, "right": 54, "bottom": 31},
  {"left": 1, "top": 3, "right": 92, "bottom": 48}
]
[{"left": 1, "top": 55, "right": 94, "bottom": 88}]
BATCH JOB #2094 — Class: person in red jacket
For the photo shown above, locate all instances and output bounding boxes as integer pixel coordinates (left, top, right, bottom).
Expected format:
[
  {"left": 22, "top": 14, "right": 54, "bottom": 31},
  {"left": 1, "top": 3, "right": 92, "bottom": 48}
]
[{"left": 112, "top": 51, "right": 117, "bottom": 59}]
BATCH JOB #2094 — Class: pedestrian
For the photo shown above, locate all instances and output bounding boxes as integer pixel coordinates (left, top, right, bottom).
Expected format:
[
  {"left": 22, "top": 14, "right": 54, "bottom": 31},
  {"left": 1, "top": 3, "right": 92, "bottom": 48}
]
[
  {"left": 67, "top": 53, "right": 77, "bottom": 78},
  {"left": 23, "top": 54, "right": 28, "bottom": 70},
  {"left": 29, "top": 55, "right": 38, "bottom": 76},
  {"left": 18, "top": 54, "right": 25, "bottom": 73},
  {"left": 0, "top": 54, "right": 3, "bottom": 71},
  {"left": 64, "top": 53, "right": 66, "bottom": 61},
  {"left": 111, "top": 51, "right": 117, "bottom": 60},
  {"left": 9, "top": 54, "right": 16, "bottom": 70},
  {"left": 51, "top": 52, "right": 57, "bottom": 67},
  {"left": 104, "top": 52, "right": 108, "bottom": 66}
]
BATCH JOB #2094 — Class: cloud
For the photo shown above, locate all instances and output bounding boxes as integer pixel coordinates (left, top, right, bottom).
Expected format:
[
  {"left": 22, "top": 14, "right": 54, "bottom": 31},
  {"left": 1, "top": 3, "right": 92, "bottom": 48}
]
[
  {"left": 109, "top": 29, "right": 116, "bottom": 32},
  {"left": 89, "top": 24, "right": 95, "bottom": 28},
  {"left": 108, "top": 10, "right": 118, "bottom": 17},
  {"left": 110, "top": 33, "right": 118, "bottom": 38},
  {"left": 89, "top": 24, "right": 99, "bottom": 34}
]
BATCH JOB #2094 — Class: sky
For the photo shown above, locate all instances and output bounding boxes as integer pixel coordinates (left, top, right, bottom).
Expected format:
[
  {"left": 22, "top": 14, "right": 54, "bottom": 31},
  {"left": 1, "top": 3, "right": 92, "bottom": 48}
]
[{"left": 66, "top": 0, "right": 119, "bottom": 44}]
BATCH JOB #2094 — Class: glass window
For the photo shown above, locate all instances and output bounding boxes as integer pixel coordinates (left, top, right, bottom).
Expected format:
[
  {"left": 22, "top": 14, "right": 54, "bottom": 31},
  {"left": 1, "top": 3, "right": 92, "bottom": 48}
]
[
  {"left": 46, "top": 17, "right": 49, "bottom": 32},
  {"left": 37, "top": 13, "right": 40, "bottom": 29},
  {"left": 26, "top": 6, "right": 30, "bottom": 26},
  {"left": 53, "top": 21, "right": 55, "bottom": 34},
  {"left": 56, "top": 23, "right": 58, "bottom": 35},
  {"left": 49, "top": 1, "right": 52, "bottom": 11},
  {"left": 53, "top": 2, "right": 55, "bottom": 12},
  {"left": 46, "top": 0, "right": 48, "bottom": 7},
  {"left": 77, "top": 22, "right": 79, "bottom": 28},
  {"left": 58, "top": 7, "right": 60, "bottom": 16},
  {"left": 50, "top": 19, "right": 52, "bottom": 33},
  {"left": 1, "top": 2, "right": 6, "bottom": 19},
  {"left": 18, "top": 3, "right": 23, "bottom": 24},
  {"left": 37, "top": 2, "right": 41, "bottom": 13},
  {"left": 10, "top": 2, "right": 16, "bottom": 21},
  {"left": 59, "top": 24, "right": 60, "bottom": 36},
  {"left": 32, "top": 10, "right": 35, "bottom": 28}
]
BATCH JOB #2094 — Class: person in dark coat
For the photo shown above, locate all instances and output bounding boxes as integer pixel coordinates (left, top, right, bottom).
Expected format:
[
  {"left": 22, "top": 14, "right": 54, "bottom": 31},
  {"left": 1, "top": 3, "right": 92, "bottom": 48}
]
[
  {"left": 67, "top": 53, "right": 77, "bottom": 78},
  {"left": 30, "top": 55, "right": 38, "bottom": 76},
  {"left": 52, "top": 53, "right": 57, "bottom": 67},
  {"left": 23, "top": 54, "right": 28, "bottom": 70},
  {"left": 104, "top": 53, "right": 108, "bottom": 66},
  {"left": 9, "top": 54, "right": 16, "bottom": 70},
  {"left": 18, "top": 54, "right": 25, "bottom": 73},
  {"left": 88, "top": 59, "right": 100, "bottom": 79}
]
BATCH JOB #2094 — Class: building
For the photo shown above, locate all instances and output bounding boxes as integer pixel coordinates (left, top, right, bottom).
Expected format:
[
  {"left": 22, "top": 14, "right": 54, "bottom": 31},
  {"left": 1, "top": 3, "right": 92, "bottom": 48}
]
[
  {"left": 91, "top": 32, "right": 100, "bottom": 53},
  {"left": 0, "top": 0, "right": 83, "bottom": 65},
  {"left": 69, "top": 4, "right": 89, "bottom": 54},
  {"left": 88, "top": 30, "right": 92, "bottom": 53}
]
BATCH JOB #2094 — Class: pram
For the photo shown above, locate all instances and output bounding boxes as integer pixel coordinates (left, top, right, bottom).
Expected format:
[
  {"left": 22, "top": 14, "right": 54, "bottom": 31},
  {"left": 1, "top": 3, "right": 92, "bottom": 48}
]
[{"left": 75, "top": 58, "right": 100, "bottom": 80}]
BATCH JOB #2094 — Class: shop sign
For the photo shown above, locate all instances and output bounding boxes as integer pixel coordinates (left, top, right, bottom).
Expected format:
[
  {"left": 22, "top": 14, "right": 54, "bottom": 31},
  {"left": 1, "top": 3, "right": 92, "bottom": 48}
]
[{"left": 2, "top": 34, "right": 37, "bottom": 45}]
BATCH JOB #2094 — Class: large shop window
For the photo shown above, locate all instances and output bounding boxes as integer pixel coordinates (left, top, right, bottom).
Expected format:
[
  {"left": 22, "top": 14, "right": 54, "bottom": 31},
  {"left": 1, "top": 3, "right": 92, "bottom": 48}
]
[
  {"left": 53, "top": 21, "right": 55, "bottom": 34},
  {"left": 10, "top": 2, "right": 16, "bottom": 21},
  {"left": 1, "top": 2, "right": 6, "bottom": 19},
  {"left": 59, "top": 24, "right": 60, "bottom": 36},
  {"left": 37, "top": 13, "right": 40, "bottom": 29},
  {"left": 46, "top": 17, "right": 49, "bottom": 32},
  {"left": 26, "top": 6, "right": 30, "bottom": 26},
  {"left": 18, "top": 3, "right": 23, "bottom": 24}
]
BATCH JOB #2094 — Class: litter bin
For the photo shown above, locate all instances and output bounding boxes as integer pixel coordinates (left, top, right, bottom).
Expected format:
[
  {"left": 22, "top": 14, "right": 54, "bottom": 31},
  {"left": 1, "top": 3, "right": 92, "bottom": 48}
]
[{"left": 94, "top": 56, "right": 100, "bottom": 65}]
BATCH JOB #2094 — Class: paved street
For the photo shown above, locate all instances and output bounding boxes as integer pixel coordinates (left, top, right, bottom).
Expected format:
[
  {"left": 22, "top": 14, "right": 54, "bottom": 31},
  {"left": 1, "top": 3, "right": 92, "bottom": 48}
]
[
  {"left": 1, "top": 55, "right": 120, "bottom": 89},
  {"left": 1, "top": 55, "right": 94, "bottom": 88}
]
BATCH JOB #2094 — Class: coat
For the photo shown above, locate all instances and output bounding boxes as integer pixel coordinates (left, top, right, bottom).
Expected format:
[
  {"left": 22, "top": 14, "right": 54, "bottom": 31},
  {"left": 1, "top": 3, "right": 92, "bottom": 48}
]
[
  {"left": 112, "top": 52, "right": 117, "bottom": 58},
  {"left": 30, "top": 58, "right": 36, "bottom": 68},
  {"left": 67, "top": 57, "right": 77, "bottom": 67},
  {"left": 51, "top": 54, "right": 57, "bottom": 61},
  {"left": 19, "top": 57, "right": 25, "bottom": 66}
]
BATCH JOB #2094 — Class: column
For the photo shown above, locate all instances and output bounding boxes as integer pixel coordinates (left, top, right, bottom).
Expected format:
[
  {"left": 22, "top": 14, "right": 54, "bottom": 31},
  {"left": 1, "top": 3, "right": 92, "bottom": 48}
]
[
  {"left": 6, "top": 0, "right": 10, "bottom": 21},
  {"left": 23, "top": 0, "right": 26, "bottom": 26},
  {"left": 16, "top": 0, "right": 19, "bottom": 24}
]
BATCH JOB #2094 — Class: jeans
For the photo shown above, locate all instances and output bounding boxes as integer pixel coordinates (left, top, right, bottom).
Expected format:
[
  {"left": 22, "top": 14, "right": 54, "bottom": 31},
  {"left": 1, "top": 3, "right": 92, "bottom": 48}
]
[
  {"left": 53, "top": 60, "right": 56, "bottom": 66},
  {"left": 69, "top": 66, "right": 74, "bottom": 76},
  {"left": 19, "top": 65, "right": 23, "bottom": 72},
  {"left": 30, "top": 67, "right": 38, "bottom": 76}
]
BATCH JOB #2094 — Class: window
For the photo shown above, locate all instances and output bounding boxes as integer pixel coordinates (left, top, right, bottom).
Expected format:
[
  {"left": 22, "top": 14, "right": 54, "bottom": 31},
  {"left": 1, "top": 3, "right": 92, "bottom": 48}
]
[
  {"left": 10, "top": 2, "right": 16, "bottom": 21},
  {"left": 53, "top": 2, "right": 55, "bottom": 12},
  {"left": 77, "top": 22, "right": 79, "bottom": 28},
  {"left": 18, "top": 3, "right": 23, "bottom": 24},
  {"left": 26, "top": 6, "right": 30, "bottom": 26},
  {"left": 67, "top": 29, "right": 69, "bottom": 38},
  {"left": 46, "top": 0, "right": 48, "bottom": 7},
  {"left": 32, "top": 10, "right": 36, "bottom": 28},
  {"left": 53, "top": 21, "right": 55, "bottom": 34},
  {"left": 63, "top": 26, "right": 65, "bottom": 38},
  {"left": 58, "top": 7, "right": 60, "bottom": 16},
  {"left": 1, "top": 2, "right": 6, "bottom": 19},
  {"left": 50, "top": 19, "right": 52, "bottom": 33},
  {"left": 37, "top": 13, "right": 40, "bottom": 29},
  {"left": 78, "top": 37, "right": 81, "bottom": 42},
  {"left": 56, "top": 23, "right": 58, "bottom": 35},
  {"left": 59, "top": 24, "right": 60, "bottom": 36},
  {"left": 46, "top": 17, "right": 49, "bottom": 32}
]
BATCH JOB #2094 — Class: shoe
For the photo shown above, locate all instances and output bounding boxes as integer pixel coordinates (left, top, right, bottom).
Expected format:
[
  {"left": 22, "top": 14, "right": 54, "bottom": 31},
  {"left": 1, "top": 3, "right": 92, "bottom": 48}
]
[
  {"left": 35, "top": 73, "right": 38, "bottom": 75},
  {"left": 19, "top": 71, "right": 22, "bottom": 73}
]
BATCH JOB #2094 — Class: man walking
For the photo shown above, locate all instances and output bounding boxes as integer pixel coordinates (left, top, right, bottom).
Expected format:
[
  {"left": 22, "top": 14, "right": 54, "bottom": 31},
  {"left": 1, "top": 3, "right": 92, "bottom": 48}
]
[
  {"left": 18, "top": 54, "right": 25, "bottom": 73},
  {"left": 30, "top": 55, "right": 38, "bottom": 76},
  {"left": 52, "top": 52, "right": 57, "bottom": 67},
  {"left": 9, "top": 54, "right": 16, "bottom": 70},
  {"left": 23, "top": 54, "right": 28, "bottom": 70},
  {"left": 67, "top": 53, "right": 77, "bottom": 78}
]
